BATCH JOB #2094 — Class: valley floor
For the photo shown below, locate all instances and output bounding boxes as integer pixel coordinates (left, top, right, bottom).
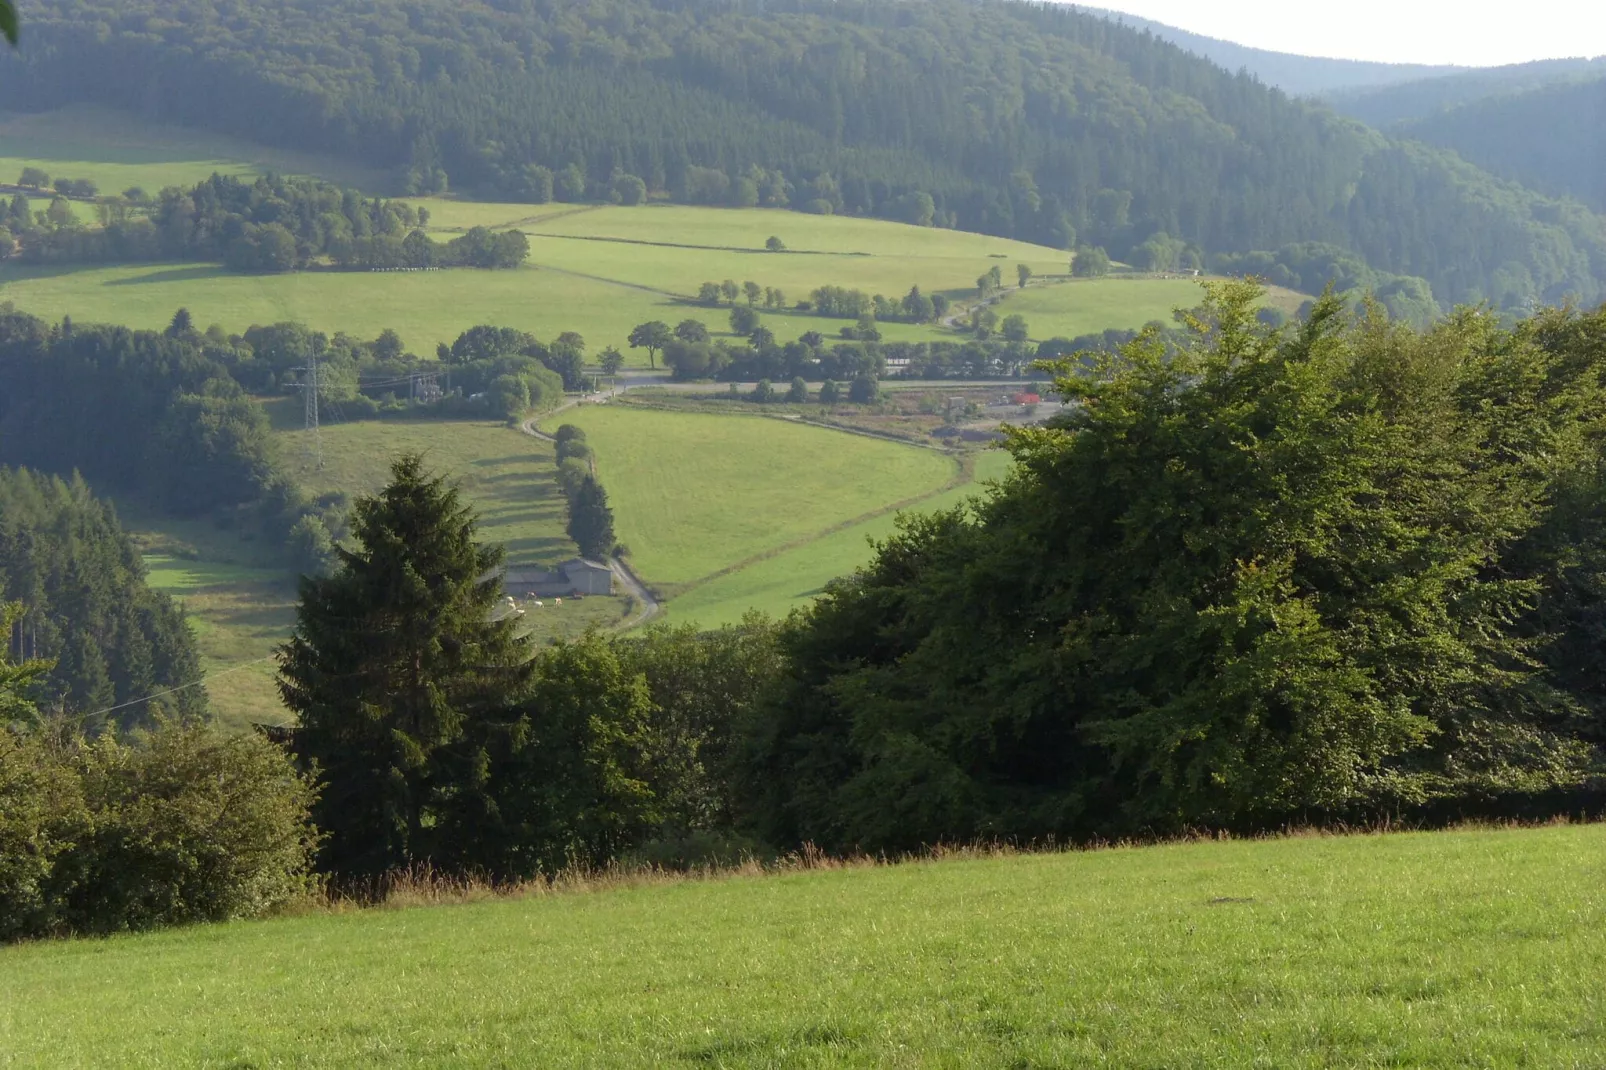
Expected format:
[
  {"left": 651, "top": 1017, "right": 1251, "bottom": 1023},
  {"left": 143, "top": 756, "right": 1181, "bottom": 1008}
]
[{"left": 3, "top": 824, "right": 1602, "bottom": 1067}]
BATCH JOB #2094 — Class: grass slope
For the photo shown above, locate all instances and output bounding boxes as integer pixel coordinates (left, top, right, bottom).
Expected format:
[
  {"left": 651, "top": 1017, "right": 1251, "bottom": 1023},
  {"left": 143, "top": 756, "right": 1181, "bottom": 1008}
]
[
  {"left": 275, "top": 411, "right": 576, "bottom": 564},
  {"left": 990, "top": 275, "right": 1310, "bottom": 341},
  {"left": 0, "top": 262, "right": 686, "bottom": 362},
  {"left": 4, "top": 825, "right": 1603, "bottom": 1066},
  {"left": 140, "top": 551, "right": 297, "bottom": 733},
  {"left": 670, "top": 449, "right": 1013, "bottom": 626},
  {"left": 0, "top": 150, "right": 1250, "bottom": 359},
  {"left": 131, "top": 411, "right": 619, "bottom": 730},
  {"left": 0, "top": 105, "right": 381, "bottom": 193},
  {"left": 543, "top": 406, "right": 956, "bottom": 592}
]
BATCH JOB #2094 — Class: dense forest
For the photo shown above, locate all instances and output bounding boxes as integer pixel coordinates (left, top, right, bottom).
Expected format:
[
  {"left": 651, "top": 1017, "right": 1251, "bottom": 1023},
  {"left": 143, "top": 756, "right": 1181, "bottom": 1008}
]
[
  {"left": 1326, "top": 58, "right": 1606, "bottom": 127},
  {"left": 1392, "top": 76, "right": 1606, "bottom": 214},
  {"left": 2, "top": 0, "right": 1605, "bottom": 310},
  {"left": 0, "top": 467, "right": 204, "bottom": 730}
]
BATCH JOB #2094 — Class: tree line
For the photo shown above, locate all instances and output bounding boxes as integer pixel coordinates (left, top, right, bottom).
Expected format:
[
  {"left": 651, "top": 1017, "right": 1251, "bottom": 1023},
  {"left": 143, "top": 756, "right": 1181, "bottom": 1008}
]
[
  {"left": 1, "top": 174, "right": 527, "bottom": 272},
  {"left": 9, "top": 286, "right": 1606, "bottom": 937},
  {"left": 0, "top": 308, "right": 583, "bottom": 580},
  {"left": 281, "top": 287, "right": 1606, "bottom": 887},
  {"left": 635, "top": 317, "right": 1045, "bottom": 382},
  {"left": 552, "top": 426, "right": 617, "bottom": 562}
]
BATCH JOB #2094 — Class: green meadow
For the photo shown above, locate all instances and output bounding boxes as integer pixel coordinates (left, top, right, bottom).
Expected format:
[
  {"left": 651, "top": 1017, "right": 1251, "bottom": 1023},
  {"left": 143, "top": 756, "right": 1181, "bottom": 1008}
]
[
  {"left": 0, "top": 261, "right": 689, "bottom": 361},
  {"left": 123, "top": 402, "right": 989, "bottom": 728},
  {"left": 670, "top": 448, "right": 1013, "bottom": 626},
  {"left": 138, "top": 551, "right": 297, "bottom": 733},
  {"left": 989, "top": 275, "right": 1311, "bottom": 341},
  {"left": 4, "top": 823, "right": 1602, "bottom": 1066},
  {"left": 274, "top": 409, "right": 576, "bottom": 564},
  {"left": 0, "top": 114, "right": 1253, "bottom": 361},
  {"left": 0, "top": 105, "right": 382, "bottom": 193},
  {"left": 543, "top": 406, "right": 957, "bottom": 593}
]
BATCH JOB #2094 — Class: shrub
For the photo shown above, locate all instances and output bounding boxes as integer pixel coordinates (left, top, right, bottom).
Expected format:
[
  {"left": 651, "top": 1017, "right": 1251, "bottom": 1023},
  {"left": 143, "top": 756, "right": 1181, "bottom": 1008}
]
[
  {"left": 556, "top": 438, "right": 591, "bottom": 464},
  {"left": 0, "top": 722, "right": 318, "bottom": 941},
  {"left": 553, "top": 424, "right": 586, "bottom": 447},
  {"left": 556, "top": 456, "right": 591, "bottom": 497}
]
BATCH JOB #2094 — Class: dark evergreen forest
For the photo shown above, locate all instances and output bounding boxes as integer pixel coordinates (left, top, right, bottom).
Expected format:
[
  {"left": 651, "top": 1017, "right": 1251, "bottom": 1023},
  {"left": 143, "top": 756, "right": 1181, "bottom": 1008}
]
[
  {"left": 2, "top": 0, "right": 1605, "bottom": 310},
  {"left": 0, "top": 467, "right": 204, "bottom": 729}
]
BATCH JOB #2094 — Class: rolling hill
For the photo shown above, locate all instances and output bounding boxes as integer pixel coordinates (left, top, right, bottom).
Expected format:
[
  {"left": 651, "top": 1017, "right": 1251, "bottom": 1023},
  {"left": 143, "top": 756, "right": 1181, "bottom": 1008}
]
[
  {"left": 1079, "top": 7, "right": 1463, "bottom": 95},
  {"left": 3, "top": 0, "right": 1605, "bottom": 311},
  {"left": 1392, "top": 75, "right": 1606, "bottom": 213},
  {"left": 1326, "top": 57, "right": 1606, "bottom": 127}
]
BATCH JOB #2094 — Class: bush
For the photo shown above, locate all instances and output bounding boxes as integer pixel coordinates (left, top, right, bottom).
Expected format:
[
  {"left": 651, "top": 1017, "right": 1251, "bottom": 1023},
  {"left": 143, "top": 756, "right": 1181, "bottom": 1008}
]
[
  {"left": 0, "top": 722, "right": 318, "bottom": 942},
  {"left": 553, "top": 424, "right": 586, "bottom": 446},
  {"left": 556, "top": 438, "right": 591, "bottom": 464},
  {"left": 556, "top": 456, "right": 591, "bottom": 497}
]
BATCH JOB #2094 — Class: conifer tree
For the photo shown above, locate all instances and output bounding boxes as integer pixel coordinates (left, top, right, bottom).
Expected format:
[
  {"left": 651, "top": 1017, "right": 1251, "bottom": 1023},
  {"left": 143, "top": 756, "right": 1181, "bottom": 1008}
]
[
  {"left": 277, "top": 454, "right": 531, "bottom": 878},
  {"left": 567, "top": 477, "right": 616, "bottom": 560},
  {"left": 0, "top": 603, "right": 49, "bottom": 728}
]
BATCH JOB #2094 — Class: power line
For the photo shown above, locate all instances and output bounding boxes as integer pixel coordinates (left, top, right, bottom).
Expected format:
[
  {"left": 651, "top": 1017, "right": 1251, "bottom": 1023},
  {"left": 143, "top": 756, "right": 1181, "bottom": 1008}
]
[
  {"left": 80, "top": 655, "right": 279, "bottom": 723},
  {"left": 299, "top": 348, "right": 322, "bottom": 470}
]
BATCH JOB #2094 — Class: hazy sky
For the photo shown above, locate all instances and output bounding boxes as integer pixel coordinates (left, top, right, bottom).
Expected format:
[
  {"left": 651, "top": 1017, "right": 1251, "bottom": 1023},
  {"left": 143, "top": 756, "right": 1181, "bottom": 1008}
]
[{"left": 1083, "top": 2, "right": 1606, "bottom": 67}]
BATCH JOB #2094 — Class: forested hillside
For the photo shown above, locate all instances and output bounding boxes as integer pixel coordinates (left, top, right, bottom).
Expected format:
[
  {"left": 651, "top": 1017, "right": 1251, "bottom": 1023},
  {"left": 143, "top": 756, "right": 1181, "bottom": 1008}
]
[
  {"left": 1393, "top": 76, "right": 1606, "bottom": 214},
  {"left": 1327, "top": 58, "right": 1606, "bottom": 127},
  {"left": 1080, "top": 8, "right": 1461, "bottom": 95},
  {"left": 0, "top": 467, "right": 204, "bottom": 729},
  {"left": 2, "top": 0, "right": 1605, "bottom": 311}
]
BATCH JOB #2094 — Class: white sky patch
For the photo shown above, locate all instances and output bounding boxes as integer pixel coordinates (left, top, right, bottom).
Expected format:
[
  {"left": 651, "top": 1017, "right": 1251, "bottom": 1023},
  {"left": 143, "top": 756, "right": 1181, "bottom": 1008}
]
[{"left": 1078, "top": 0, "right": 1606, "bottom": 67}]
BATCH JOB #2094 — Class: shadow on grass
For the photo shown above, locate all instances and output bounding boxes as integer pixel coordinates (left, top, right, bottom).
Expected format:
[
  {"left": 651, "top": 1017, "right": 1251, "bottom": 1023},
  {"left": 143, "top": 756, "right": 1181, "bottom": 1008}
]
[{"left": 101, "top": 264, "right": 226, "bottom": 286}]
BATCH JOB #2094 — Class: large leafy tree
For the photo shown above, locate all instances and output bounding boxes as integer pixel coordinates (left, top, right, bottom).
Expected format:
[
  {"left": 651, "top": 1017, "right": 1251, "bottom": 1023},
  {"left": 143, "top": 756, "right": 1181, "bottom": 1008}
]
[
  {"left": 744, "top": 283, "right": 1606, "bottom": 851},
  {"left": 278, "top": 454, "right": 531, "bottom": 877}
]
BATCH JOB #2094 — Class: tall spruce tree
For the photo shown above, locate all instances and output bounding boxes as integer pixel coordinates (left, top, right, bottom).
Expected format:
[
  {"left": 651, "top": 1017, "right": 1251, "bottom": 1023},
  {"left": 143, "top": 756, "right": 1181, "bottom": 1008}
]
[
  {"left": 277, "top": 454, "right": 531, "bottom": 878},
  {"left": 567, "top": 477, "right": 616, "bottom": 560}
]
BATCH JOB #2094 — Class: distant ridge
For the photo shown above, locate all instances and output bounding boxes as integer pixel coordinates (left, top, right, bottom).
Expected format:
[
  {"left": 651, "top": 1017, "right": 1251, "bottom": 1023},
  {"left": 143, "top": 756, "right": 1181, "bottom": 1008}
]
[
  {"left": 1078, "top": 6, "right": 1462, "bottom": 95},
  {"left": 1326, "top": 57, "right": 1606, "bottom": 126}
]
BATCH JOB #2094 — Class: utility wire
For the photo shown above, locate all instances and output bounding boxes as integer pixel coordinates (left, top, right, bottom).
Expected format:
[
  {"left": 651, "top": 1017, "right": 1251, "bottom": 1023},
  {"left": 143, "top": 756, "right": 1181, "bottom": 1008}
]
[{"left": 80, "top": 655, "right": 279, "bottom": 723}]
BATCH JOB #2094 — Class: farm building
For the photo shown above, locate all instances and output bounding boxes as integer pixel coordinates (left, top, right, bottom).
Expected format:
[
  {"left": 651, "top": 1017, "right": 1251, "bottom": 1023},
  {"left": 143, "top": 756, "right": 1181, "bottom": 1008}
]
[{"left": 500, "top": 558, "right": 614, "bottom": 598}]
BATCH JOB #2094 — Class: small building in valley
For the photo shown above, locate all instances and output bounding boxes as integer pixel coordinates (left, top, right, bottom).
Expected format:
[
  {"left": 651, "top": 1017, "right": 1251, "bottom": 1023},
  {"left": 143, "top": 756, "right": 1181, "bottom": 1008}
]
[{"left": 501, "top": 558, "right": 614, "bottom": 598}]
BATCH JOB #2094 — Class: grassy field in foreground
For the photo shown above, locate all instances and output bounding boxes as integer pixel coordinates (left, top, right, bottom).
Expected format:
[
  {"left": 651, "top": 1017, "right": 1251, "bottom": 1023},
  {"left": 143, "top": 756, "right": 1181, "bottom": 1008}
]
[
  {"left": 3, "top": 824, "right": 1602, "bottom": 1066},
  {"left": 543, "top": 406, "right": 957, "bottom": 592},
  {"left": 670, "top": 448, "right": 1013, "bottom": 626}
]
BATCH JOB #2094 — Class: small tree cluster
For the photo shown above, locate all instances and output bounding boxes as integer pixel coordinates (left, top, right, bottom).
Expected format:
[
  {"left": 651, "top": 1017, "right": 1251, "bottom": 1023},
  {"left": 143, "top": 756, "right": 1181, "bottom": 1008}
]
[{"left": 1, "top": 720, "right": 318, "bottom": 942}]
